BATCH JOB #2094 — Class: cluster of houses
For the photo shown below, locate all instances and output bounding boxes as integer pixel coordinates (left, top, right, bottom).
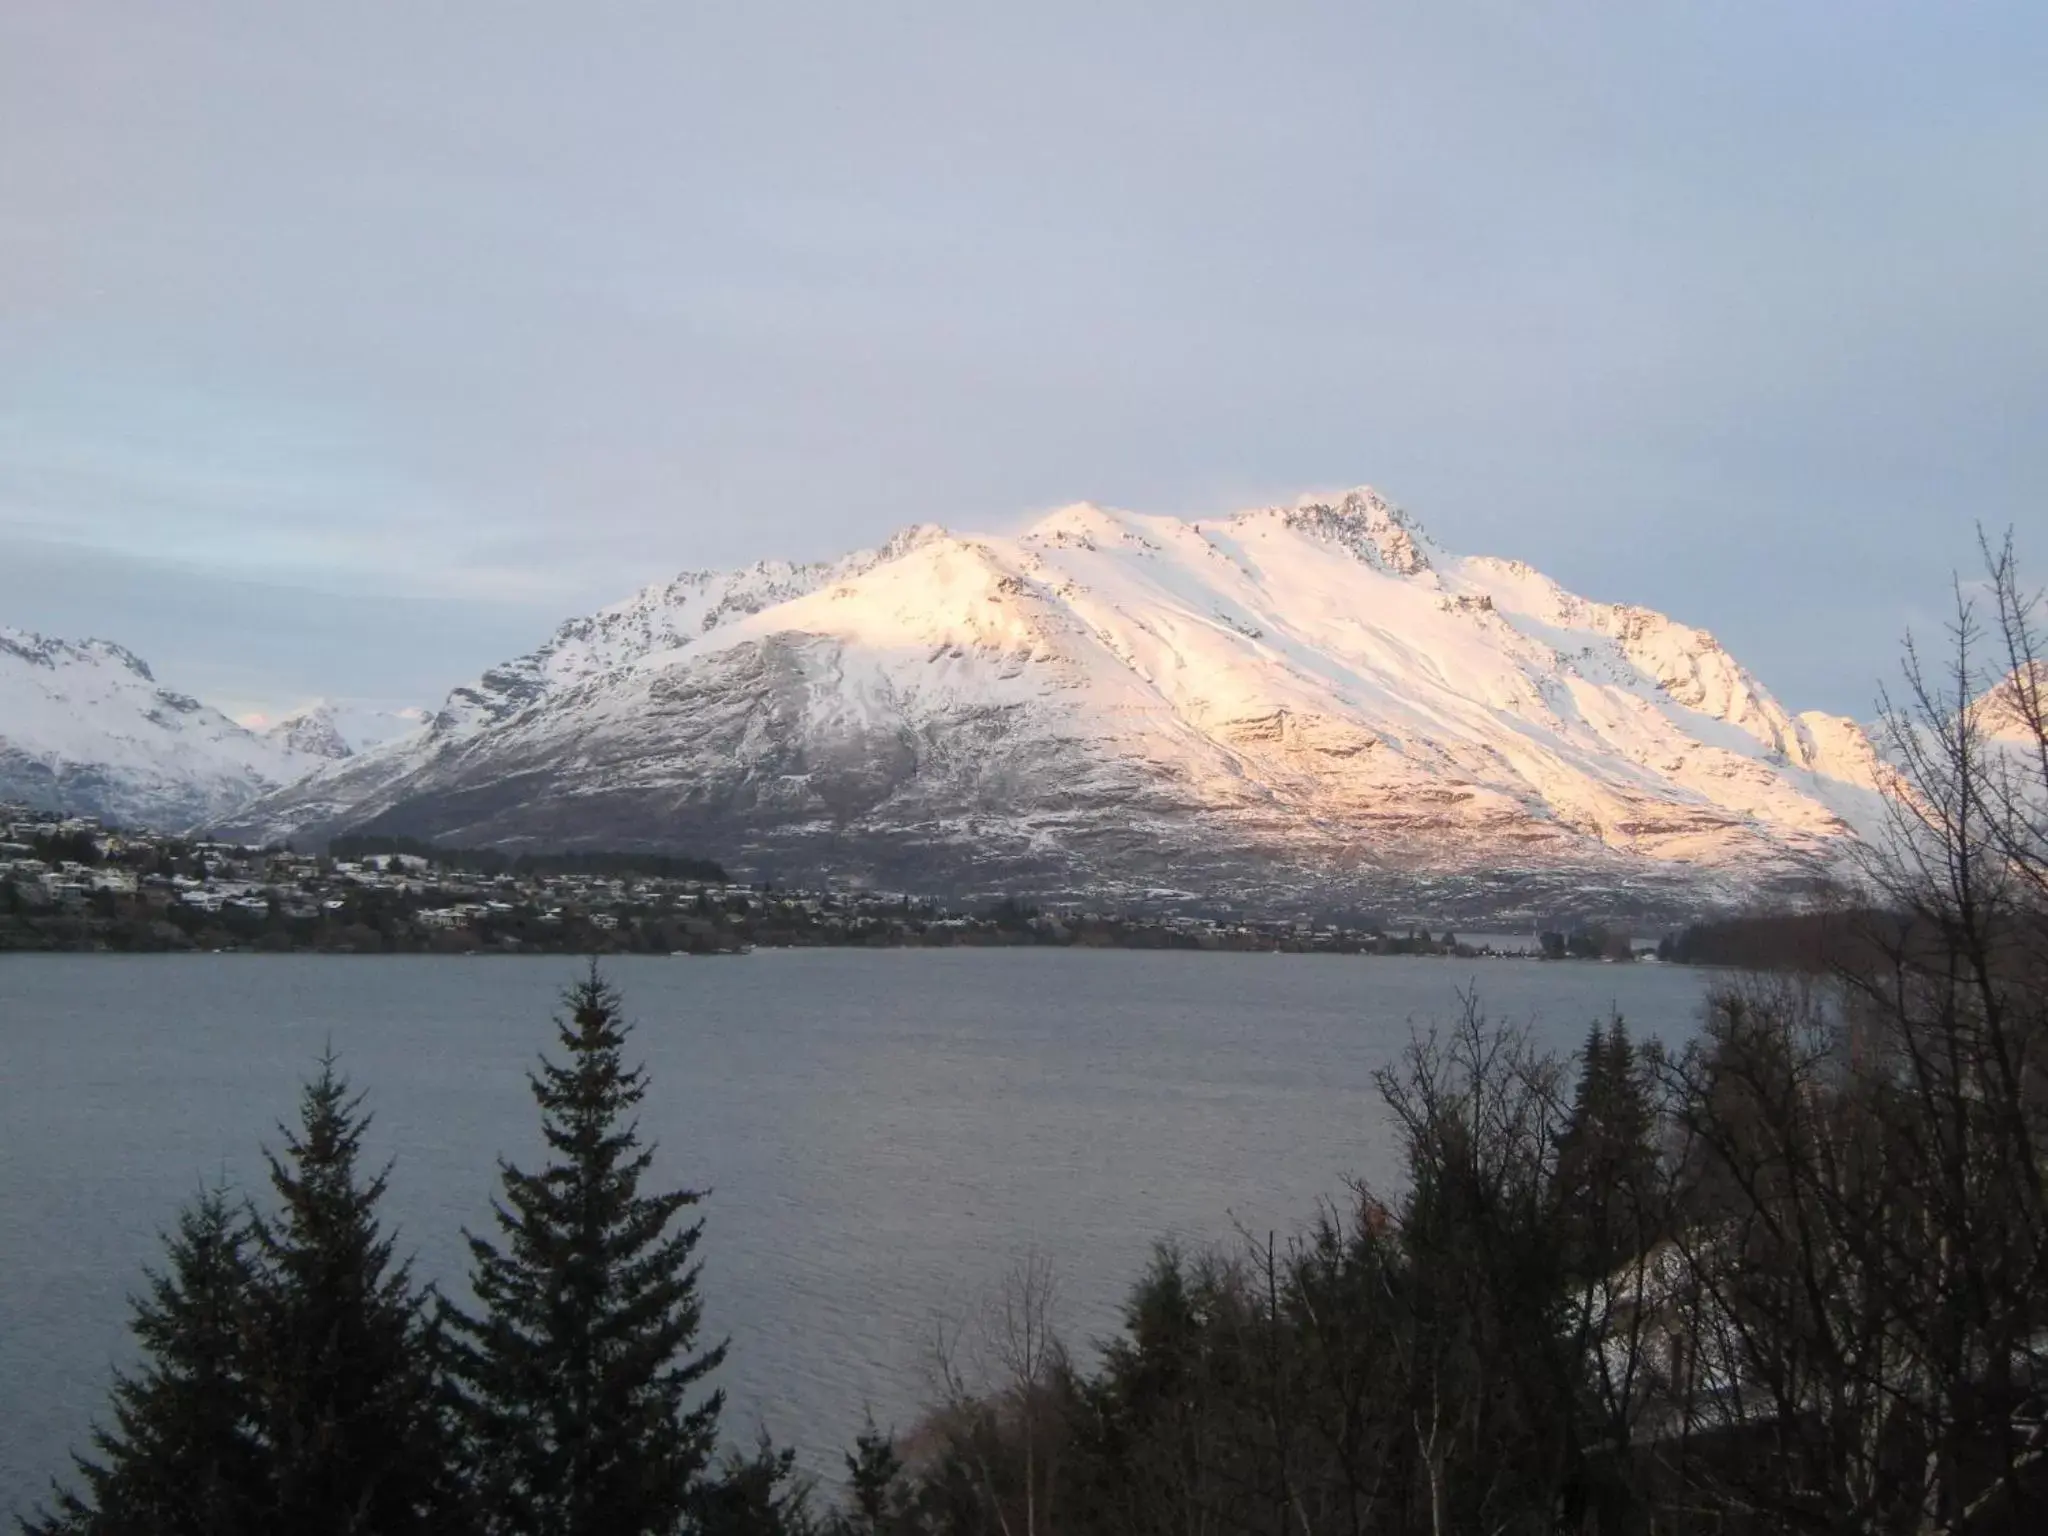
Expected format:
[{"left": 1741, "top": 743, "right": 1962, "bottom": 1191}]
[
  {"left": 0, "top": 803, "right": 1573, "bottom": 955},
  {"left": 1, "top": 807, "right": 765, "bottom": 944},
  {"left": 2, "top": 813, "right": 144, "bottom": 904}
]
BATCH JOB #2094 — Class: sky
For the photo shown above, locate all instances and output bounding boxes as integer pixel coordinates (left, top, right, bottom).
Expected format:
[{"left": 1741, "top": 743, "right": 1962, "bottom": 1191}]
[{"left": 1, "top": 2, "right": 2042, "bottom": 723}]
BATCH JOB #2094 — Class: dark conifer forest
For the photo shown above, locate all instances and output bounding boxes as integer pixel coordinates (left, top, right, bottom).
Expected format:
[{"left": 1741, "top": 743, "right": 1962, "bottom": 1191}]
[{"left": 20, "top": 550, "right": 2048, "bottom": 1534}]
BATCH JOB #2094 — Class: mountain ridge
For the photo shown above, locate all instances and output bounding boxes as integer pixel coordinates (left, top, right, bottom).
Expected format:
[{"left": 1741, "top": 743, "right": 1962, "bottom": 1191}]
[{"left": 209, "top": 488, "right": 1891, "bottom": 917}]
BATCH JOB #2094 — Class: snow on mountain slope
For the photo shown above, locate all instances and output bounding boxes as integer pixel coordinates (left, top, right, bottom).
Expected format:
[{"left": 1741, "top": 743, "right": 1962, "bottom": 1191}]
[
  {"left": 0, "top": 628, "right": 312, "bottom": 829},
  {"left": 214, "top": 490, "right": 1891, "bottom": 914},
  {"left": 432, "top": 524, "right": 948, "bottom": 738},
  {"left": 1864, "top": 662, "right": 2046, "bottom": 824},
  {"left": 1977, "top": 662, "right": 2045, "bottom": 748}
]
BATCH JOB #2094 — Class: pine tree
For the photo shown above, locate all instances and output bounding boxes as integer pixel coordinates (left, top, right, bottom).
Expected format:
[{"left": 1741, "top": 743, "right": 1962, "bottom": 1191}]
[
  {"left": 442, "top": 965, "right": 726, "bottom": 1536},
  {"left": 245, "top": 1052, "right": 468, "bottom": 1535},
  {"left": 1555, "top": 1015, "right": 1660, "bottom": 1281},
  {"left": 828, "top": 1416, "right": 911, "bottom": 1536},
  {"left": 23, "top": 1184, "right": 265, "bottom": 1536},
  {"left": 693, "top": 1435, "right": 815, "bottom": 1536}
]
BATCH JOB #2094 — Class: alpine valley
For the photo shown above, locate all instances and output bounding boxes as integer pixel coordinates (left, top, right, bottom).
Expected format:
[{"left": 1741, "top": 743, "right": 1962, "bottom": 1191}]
[{"left": 127, "top": 488, "right": 1883, "bottom": 922}]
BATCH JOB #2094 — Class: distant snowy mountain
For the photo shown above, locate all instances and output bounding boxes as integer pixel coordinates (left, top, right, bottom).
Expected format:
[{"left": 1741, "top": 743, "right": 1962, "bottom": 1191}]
[
  {"left": 1977, "top": 662, "right": 2044, "bottom": 747},
  {"left": 213, "top": 489, "right": 1892, "bottom": 918},
  {"left": 1867, "top": 662, "right": 2046, "bottom": 823},
  {"left": 259, "top": 700, "right": 428, "bottom": 762},
  {"left": 262, "top": 706, "right": 353, "bottom": 763},
  {"left": 0, "top": 628, "right": 311, "bottom": 830}
]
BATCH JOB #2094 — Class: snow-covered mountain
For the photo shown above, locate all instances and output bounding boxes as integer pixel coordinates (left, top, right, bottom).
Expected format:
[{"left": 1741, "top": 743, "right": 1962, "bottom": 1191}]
[
  {"left": 0, "top": 628, "right": 311, "bottom": 830},
  {"left": 259, "top": 700, "right": 429, "bottom": 762},
  {"left": 261, "top": 706, "right": 354, "bottom": 763},
  {"left": 213, "top": 490, "right": 1889, "bottom": 917},
  {"left": 1977, "top": 662, "right": 2044, "bottom": 748}
]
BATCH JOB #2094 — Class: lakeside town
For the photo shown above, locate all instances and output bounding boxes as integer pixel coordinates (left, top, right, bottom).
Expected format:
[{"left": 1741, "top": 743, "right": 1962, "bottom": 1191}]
[{"left": 0, "top": 803, "right": 1656, "bottom": 960}]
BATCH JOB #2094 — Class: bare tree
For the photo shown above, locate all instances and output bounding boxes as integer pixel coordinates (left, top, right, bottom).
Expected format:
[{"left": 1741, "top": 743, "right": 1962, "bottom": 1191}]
[
  {"left": 922, "top": 1252, "right": 1071, "bottom": 1536},
  {"left": 1660, "top": 535, "right": 2048, "bottom": 1532},
  {"left": 993, "top": 1252, "right": 1066, "bottom": 1536}
]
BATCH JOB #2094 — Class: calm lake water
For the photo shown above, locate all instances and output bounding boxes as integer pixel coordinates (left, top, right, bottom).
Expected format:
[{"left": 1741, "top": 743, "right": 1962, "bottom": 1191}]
[{"left": 0, "top": 950, "right": 1708, "bottom": 1510}]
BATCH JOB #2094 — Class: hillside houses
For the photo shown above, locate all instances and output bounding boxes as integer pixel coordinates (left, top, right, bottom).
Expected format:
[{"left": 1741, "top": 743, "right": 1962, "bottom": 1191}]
[{"left": 0, "top": 802, "right": 1569, "bottom": 957}]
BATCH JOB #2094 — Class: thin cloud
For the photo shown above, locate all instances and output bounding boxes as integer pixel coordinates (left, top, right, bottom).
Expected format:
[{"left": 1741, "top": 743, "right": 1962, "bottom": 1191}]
[{"left": 0, "top": 3, "right": 2041, "bottom": 720}]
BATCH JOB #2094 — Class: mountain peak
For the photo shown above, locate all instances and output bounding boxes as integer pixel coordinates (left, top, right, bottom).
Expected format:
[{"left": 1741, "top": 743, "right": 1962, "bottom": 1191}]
[
  {"left": 0, "top": 627, "right": 158, "bottom": 681},
  {"left": 1024, "top": 501, "right": 1123, "bottom": 540},
  {"left": 263, "top": 702, "right": 353, "bottom": 762},
  {"left": 1021, "top": 502, "right": 1175, "bottom": 557},
  {"left": 874, "top": 522, "right": 951, "bottom": 563},
  {"left": 79, "top": 637, "right": 159, "bottom": 680},
  {"left": 1271, "top": 487, "right": 1434, "bottom": 576}
]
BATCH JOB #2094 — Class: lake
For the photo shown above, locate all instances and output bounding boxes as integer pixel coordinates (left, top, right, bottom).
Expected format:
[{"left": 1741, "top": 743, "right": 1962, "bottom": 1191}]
[{"left": 0, "top": 950, "right": 1709, "bottom": 1511}]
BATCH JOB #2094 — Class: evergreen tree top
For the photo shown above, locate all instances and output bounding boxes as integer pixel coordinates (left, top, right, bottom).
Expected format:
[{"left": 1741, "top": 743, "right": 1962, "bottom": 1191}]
[
  {"left": 21, "top": 1183, "right": 265, "bottom": 1536},
  {"left": 248, "top": 1051, "right": 460, "bottom": 1536},
  {"left": 253, "top": 1050, "right": 412, "bottom": 1306},
  {"left": 441, "top": 963, "right": 727, "bottom": 1536}
]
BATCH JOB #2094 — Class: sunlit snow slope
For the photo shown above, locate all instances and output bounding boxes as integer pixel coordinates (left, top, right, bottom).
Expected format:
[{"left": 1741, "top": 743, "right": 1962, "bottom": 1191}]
[
  {"left": 1, "top": 629, "right": 311, "bottom": 829},
  {"left": 216, "top": 491, "right": 1888, "bottom": 915}
]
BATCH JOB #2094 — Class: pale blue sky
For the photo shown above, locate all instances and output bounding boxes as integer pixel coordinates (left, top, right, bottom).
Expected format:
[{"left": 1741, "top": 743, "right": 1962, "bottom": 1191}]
[{"left": 1, "top": 3, "right": 2042, "bottom": 721}]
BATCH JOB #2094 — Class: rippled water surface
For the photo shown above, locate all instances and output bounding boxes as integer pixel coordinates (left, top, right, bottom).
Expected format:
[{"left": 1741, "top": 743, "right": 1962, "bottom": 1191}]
[{"left": 0, "top": 950, "right": 1709, "bottom": 1509}]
